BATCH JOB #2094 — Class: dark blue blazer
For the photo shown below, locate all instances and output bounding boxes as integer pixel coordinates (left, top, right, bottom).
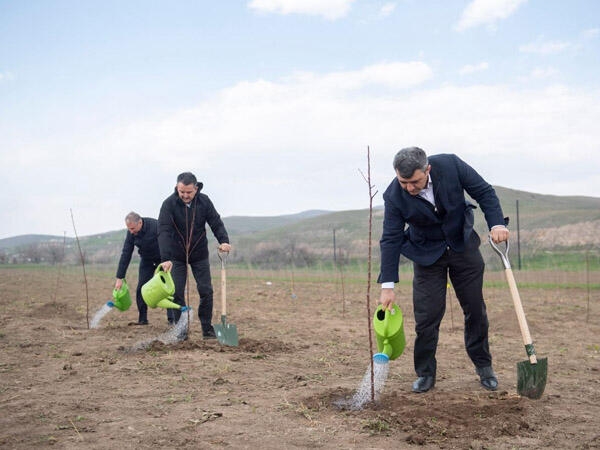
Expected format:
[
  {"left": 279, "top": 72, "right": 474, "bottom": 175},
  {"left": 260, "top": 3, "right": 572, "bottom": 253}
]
[
  {"left": 378, "top": 154, "right": 505, "bottom": 283},
  {"left": 116, "top": 217, "right": 161, "bottom": 279}
]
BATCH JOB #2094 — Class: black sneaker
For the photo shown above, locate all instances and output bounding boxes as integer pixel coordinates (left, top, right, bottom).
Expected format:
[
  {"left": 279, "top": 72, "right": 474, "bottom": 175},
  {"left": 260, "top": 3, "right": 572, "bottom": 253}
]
[{"left": 203, "top": 326, "right": 217, "bottom": 340}]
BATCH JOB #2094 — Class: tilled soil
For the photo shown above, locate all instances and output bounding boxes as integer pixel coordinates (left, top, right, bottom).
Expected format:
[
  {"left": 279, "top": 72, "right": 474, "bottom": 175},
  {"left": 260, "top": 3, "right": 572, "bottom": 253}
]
[{"left": 0, "top": 266, "right": 599, "bottom": 449}]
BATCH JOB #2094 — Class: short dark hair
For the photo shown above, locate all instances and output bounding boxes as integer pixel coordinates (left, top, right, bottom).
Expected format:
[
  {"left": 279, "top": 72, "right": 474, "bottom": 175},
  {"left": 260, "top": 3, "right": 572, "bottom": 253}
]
[
  {"left": 177, "top": 172, "right": 197, "bottom": 186},
  {"left": 393, "top": 147, "right": 429, "bottom": 178},
  {"left": 125, "top": 211, "right": 141, "bottom": 224}
]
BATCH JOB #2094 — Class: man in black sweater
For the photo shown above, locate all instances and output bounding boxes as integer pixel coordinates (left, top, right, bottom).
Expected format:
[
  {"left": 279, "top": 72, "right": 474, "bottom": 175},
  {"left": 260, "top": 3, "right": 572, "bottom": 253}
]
[
  {"left": 115, "top": 212, "right": 162, "bottom": 325},
  {"left": 158, "top": 172, "right": 231, "bottom": 338}
]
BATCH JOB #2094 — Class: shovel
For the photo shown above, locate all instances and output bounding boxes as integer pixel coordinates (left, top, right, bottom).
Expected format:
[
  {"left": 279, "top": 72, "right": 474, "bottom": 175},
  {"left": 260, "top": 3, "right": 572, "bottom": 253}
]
[
  {"left": 214, "top": 250, "right": 239, "bottom": 346},
  {"left": 489, "top": 236, "right": 547, "bottom": 399}
]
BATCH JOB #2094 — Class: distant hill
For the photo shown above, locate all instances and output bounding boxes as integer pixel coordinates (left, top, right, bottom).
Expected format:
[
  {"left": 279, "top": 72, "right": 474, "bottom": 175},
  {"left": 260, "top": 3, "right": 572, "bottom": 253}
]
[
  {"left": 222, "top": 210, "right": 331, "bottom": 235},
  {"left": 1, "top": 186, "right": 599, "bottom": 267},
  {"left": 0, "top": 234, "right": 74, "bottom": 250}
]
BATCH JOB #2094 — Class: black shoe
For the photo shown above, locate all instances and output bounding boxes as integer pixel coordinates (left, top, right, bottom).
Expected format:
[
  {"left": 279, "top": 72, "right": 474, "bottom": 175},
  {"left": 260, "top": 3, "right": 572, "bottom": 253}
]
[
  {"left": 203, "top": 326, "right": 217, "bottom": 340},
  {"left": 129, "top": 320, "right": 148, "bottom": 326},
  {"left": 412, "top": 376, "right": 435, "bottom": 393},
  {"left": 477, "top": 366, "right": 498, "bottom": 391}
]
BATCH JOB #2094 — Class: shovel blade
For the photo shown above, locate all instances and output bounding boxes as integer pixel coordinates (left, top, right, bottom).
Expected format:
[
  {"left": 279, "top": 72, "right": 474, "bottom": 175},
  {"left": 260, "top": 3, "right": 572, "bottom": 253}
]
[
  {"left": 517, "top": 357, "right": 547, "bottom": 399},
  {"left": 214, "top": 317, "right": 238, "bottom": 347}
]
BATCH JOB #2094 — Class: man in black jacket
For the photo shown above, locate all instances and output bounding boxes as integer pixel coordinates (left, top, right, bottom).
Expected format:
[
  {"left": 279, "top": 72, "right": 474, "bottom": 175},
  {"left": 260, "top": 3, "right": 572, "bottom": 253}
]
[
  {"left": 158, "top": 172, "right": 231, "bottom": 338},
  {"left": 115, "top": 212, "right": 162, "bottom": 325},
  {"left": 378, "top": 147, "right": 509, "bottom": 393}
]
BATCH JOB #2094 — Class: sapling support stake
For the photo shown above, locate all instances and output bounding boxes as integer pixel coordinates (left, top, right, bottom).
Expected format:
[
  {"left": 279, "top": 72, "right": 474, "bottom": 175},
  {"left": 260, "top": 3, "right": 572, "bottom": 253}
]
[
  {"left": 70, "top": 209, "right": 90, "bottom": 329},
  {"left": 339, "top": 249, "right": 347, "bottom": 317},
  {"left": 52, "top": 231, "right": 67, "bottom": 304},
  {"left": 359, "top": 146, "right": 378, "bottom": 404}
]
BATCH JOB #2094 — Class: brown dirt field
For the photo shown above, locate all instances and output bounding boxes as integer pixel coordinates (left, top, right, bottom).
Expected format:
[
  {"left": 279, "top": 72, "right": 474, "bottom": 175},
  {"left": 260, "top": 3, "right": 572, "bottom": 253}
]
[{"left": 1, "top": 266, "right": 599, "bottom": 449}]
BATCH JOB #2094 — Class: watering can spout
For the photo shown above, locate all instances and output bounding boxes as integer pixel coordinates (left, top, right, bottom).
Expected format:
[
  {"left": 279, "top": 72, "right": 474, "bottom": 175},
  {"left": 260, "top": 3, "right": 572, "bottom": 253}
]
[
  {"left": 156, "top": 298, "right": 182, "bottom": 309},
  {"left": 373, "top": 352, "right": 390, "bottom": 364},
  {"left": 382, "top": 341, "right": 393, "bottom": 359},
  {"left": 106, "top": 301, "right": 115, "bottom": 308}
]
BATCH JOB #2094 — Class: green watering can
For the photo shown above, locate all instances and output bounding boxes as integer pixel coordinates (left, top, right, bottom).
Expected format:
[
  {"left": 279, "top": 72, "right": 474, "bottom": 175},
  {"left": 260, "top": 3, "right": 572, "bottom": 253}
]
[
  {"left": 107, "top": 280, "right": 132, "bottom": 311},
  {"left": 141, "top": 265, "right": 183, "bottom": 310},
  {"left": 373, "top": 303, "right": 406, "bottom": 363}
]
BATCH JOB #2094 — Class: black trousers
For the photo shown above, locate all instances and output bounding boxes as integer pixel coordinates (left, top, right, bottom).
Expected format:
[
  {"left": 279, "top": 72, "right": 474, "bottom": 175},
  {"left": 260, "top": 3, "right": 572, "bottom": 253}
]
[
  {"left": 135, "top": 259, "right": 158, "bottom": 322},
  {"left": 167, "top": 258, "right": 214, "bottom": 332},
  {"left": 412, "top": 234, "right": 491, "bottom": 377}
]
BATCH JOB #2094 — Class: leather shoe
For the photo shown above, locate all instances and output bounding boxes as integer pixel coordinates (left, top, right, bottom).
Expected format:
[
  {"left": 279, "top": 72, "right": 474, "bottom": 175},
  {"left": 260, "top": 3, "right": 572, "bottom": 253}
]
[
  {"left": 412, "top": 376, "right": 435, "bottom": 393},
  {"left": 203, "top": 326, "right": 217, "bottom": 340},
  {"left": 477, "top": 366, "right": 498, "bottom": 391}
]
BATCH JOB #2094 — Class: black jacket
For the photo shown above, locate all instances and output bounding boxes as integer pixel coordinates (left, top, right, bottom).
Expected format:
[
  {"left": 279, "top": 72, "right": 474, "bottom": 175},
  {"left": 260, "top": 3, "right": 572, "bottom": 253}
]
[
  {"left": 378, "top": 154, "right": 505, "bottom": 283},
  {"left": 158, "top": 183, "right": 229, "bottom": 263},
  {"left": 116, "top": 217, "right": 161, "bottom": 279}
]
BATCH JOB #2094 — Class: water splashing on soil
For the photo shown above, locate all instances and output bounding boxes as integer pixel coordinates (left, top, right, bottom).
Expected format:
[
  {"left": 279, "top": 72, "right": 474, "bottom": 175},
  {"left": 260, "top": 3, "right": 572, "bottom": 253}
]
[
  {"left": 335, "top": 359, "right": 390, "bottom": 410},
  {"left": 90, "top": 303, "right": 113, "bottom": 329},
  {"left": 130, "top": 309, "right": 193, "bottom": 351}
]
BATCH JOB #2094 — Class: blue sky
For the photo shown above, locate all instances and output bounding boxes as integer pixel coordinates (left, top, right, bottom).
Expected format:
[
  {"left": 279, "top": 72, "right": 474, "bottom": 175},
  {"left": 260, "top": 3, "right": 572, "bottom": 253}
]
[{"left": 1, "top": 0, "right": 599, "bottom": 239}]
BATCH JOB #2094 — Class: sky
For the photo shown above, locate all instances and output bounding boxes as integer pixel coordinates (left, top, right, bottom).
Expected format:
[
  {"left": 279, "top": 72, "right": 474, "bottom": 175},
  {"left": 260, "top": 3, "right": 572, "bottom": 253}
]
[{"left": 1, "top": 0, "right": 599, "bottom": 239}]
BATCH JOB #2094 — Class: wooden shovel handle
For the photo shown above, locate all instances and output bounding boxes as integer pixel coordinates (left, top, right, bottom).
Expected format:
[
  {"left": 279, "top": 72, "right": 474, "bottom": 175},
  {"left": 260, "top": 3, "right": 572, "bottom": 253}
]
[
  {"left": 504, "top": 267, "right": 537, "bottom": 364},
  {"left": 218, "top": 250, "right": 227, "bottom": 316},
  {"left": 489, "top": 236, "right": 538, "bottom": 364}
]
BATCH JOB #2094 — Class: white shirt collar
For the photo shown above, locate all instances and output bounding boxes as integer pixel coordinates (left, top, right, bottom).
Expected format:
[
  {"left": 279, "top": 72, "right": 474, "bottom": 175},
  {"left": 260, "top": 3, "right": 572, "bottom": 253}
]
[{"left": 418, "top": 173, "right": 435, "bottom": 205}]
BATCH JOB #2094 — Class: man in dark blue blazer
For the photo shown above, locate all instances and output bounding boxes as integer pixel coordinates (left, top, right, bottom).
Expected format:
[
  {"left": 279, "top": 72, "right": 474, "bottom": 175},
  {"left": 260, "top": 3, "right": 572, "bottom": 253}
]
[
  {"left": 115, "top": 212, "right": 162, "bottom": 325},
  {"left": 378, "top": 147, "right": 509, "bottom": 393}
]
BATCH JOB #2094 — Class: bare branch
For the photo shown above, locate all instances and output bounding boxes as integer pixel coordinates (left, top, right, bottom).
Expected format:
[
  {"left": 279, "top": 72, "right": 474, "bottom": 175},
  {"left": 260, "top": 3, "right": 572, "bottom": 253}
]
[
  {"left": 70, "top": 210, "right": 89, "bottom": 329},
  {"left": 362, "top": 146, "right": 377, "bottom": 403}
]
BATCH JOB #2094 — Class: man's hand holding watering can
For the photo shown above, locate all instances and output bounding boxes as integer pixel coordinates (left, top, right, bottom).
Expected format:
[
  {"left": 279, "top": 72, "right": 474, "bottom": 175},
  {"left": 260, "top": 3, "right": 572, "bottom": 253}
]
[{"left": 380, "top": 288, "right": 395, "bottom": 311}]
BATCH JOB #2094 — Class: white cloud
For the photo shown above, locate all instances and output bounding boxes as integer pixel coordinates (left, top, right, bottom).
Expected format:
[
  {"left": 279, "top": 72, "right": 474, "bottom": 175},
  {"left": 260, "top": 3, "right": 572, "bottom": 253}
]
[
  {"left": 0, "top": 71, "right": 15, "bottom": 82},
  {"left": 459, "top": 62, "right": 489, "bottom": 75},
  {"left": 248, "top": 0, "right": 356, "bottom": 20},
  {"left": 379, "top": 3, "right": 396, "bottom": 17},
  {"left": 288, "top": 61, "right": 434, "bottom": 91},
  {"left": 2, "top": 62, "right": 600, "bottom": 238},
  {"left": 519, "top": 37, "right": 571, "bottom": 54},
  {"left": 455, "top": 0, "right": 528, "bottom": 32},
  {"left": 525, "top": 67, "right": 559, "bottom": 80},
  {"left": 582, "top": 28, "right": 599, "bottom": 40}
]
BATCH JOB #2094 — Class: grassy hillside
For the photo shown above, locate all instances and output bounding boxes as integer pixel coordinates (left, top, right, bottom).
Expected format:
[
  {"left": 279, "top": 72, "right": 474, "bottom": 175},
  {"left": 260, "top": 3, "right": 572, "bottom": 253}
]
[
  {"left": 1, "top": 187, "right": 599, "bottom": 269},
  {"left": 222, "top": 210, "right": 331, "bottom": 235},
  {"left": 490, "top": 186, "right": 600, "bottom": 229}
]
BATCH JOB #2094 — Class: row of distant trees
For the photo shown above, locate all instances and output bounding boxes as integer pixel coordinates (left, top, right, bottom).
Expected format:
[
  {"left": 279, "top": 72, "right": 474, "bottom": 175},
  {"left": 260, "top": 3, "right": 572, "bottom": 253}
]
[
  {"left": 0, "top": 238, "right": 357, "bottom": 269},
  {"left": 0, "top": 242, "right": 71, "bottom": 265},
  {"left": 7, "top": 234, "right": 594, "bottom": 271}
]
